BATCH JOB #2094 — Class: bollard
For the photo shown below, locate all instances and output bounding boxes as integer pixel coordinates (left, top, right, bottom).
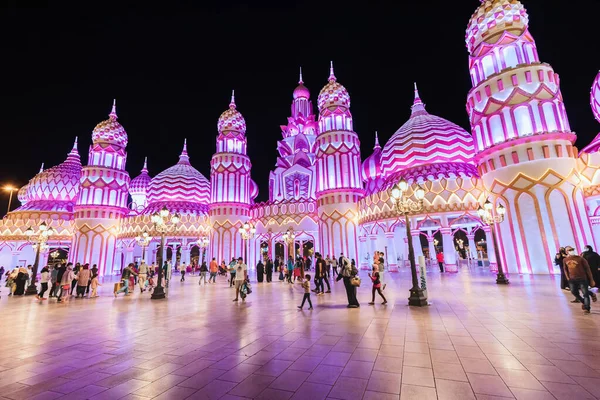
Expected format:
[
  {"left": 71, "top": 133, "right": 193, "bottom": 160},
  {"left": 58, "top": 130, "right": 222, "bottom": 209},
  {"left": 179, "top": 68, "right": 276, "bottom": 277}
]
[{"left": 418, "top": 255, "right": 428, "bottom": 299}]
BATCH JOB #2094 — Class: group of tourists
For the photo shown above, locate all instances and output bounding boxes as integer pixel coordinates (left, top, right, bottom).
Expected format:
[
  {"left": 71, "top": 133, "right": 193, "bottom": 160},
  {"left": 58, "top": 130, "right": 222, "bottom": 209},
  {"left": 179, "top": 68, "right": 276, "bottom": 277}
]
[{"left": 555, "top": 244, "right": 600, "bottom": 314}]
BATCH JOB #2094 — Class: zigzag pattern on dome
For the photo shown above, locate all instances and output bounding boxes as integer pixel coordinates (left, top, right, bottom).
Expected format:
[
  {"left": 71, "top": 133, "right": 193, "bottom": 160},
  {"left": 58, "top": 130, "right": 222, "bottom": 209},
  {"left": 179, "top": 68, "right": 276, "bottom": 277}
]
[
  {"left": 466, "top": 0, "right": 529, "bottom": 54},
  {"left": 381, "top": 85, "right": 475, "bottom": 177},
  {"left": 146, "top": 140, "right": 210, "bottom": 206},
  {"left": 130, "top": 157, "right": 151, "bottom": 195},
  {"left": 581, "top": 71, "right": 600, "bottom": 154}
]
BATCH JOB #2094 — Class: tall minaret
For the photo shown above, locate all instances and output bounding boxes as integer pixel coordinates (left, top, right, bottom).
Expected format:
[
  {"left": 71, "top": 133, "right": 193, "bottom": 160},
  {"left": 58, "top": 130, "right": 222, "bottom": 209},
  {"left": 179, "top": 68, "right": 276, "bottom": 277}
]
[
  {"left": 71, "top": 100, "right": 130, "bottom": 275},
  {"left": 465, "top": 0, "right": 593, "bottom": 274},
  {"left": 315, "top": 62, "right": 363, "bottom": 261},
  {"left": 209, "top": 91, "right": 253, "bottom": 263}
]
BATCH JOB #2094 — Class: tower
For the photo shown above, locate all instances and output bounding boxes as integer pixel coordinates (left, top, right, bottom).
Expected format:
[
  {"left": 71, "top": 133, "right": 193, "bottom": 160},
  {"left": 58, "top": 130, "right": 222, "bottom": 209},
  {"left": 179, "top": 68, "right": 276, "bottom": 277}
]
[
  {"left": 315, "top": 62, "right": 363, "bottom": 261},
  {"left": 71, "top": 100, "right": 130, "bottom": 275},
  {"left": 465, "top": 0, "right": 594, "bottom": 273},
  {"left": 209, "top": 91, "right": 256, "bottom": 263}
]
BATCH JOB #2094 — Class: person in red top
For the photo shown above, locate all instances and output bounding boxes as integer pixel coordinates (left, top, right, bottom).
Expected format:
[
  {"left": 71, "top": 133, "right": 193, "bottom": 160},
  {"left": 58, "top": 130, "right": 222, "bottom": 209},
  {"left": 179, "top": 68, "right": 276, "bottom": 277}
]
[
  {"left": 368, "top": 266, "right": 387, "bottom": 305},
  {"left": 436, "top": 251, "right": 444, "bottom": 273}
]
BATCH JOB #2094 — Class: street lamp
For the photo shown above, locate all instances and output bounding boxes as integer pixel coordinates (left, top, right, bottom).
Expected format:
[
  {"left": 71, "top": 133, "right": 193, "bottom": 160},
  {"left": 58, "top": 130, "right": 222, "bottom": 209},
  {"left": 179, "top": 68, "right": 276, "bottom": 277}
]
[
  {"left": 24, "top": 222, "right": 55, "bottom": 295},
  {"left": 239, "top": 222, "right": 256, "bottom": 264},
  {"left": 282, "top": 227, "right": 295, "bottom": 260},
  {"left": 135, "top": 230, "right": 152, "bottom": 261},
  {"left": 477, "top": 198, "right": 509, "bottom": 284},
  {"left": 390, "top": 178, "right": 428, "bottom": 307},
  {"left": 4, "top": 186, "right": 18, "bottom": 214},
  {"left": 150, "top": 206, "right": 181, "bottom": 299},
  {"left": 196, "top": 234, "right": 210, "bottom": 265}
]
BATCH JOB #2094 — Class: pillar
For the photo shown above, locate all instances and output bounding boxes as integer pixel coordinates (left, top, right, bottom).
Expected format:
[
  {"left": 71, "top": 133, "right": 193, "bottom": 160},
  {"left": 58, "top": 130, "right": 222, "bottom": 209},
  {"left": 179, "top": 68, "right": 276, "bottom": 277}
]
[
  {"left": 181, "top": 244, "right": 191, "bottom": 266},
  {"left": 358, "top": 236, "right": 369, "bottom": 269},
  {"left": 483, "top": 226, "right": 497, "bottom": 272},
  {"left": 402, "top": 237, "right": 408, "bottom": 267},
  {"left": 441, "top": 228, "right": 457, "bottom": 272},
  {"left": 384, "top": 232, "right": 398, "bottom": 272},
  {"left": 428, "top": 237, "right": 437, "bottom": 263},
  {"left": 10, "top": 251, "right": 22, "bottom": 268},
  {"left": 467, "top": 233, "right": 477, "bottom": 260},
  {"left": 367, "top": 235, "right": 378, "bottom": 270},
  {"left": 411, "top": 230, "right": 423, "bottom": 259},
  {"left": 125, "top": 247, "right": 134, "bottom": 267}
]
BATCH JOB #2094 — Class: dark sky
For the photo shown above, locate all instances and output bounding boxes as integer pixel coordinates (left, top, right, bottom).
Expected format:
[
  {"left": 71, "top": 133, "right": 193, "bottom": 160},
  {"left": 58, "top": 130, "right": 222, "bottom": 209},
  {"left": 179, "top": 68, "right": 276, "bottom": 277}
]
[{"left": 1, "top": 0, "right": 599, "bottom": 212}]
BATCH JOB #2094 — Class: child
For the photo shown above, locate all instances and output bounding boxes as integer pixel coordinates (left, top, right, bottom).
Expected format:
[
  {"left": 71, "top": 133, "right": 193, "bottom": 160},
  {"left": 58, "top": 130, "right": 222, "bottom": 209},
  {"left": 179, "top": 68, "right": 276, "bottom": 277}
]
[
  {"left": 90, "top": 274, "right": 101, "bottom": 298},
  {"left": 368, "top": 267, "right": 387, "bottom": 305},
  {"left": 298, "top": 274, "right": 313, "bottom": 310}
]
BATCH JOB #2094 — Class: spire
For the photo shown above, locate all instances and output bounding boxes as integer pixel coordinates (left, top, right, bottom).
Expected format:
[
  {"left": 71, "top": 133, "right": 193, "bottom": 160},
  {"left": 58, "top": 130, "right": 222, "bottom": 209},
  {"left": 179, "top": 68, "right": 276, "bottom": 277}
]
[
  {"left": 66, "top": 136, "right": 80, "bottom": 163},
  {"left": 299, "top": 67, "right": 303, "bottom": 84},
  {"left": 179, "top": 138, "right": 190, "bottom": 164},
  {"left": 374, "top": 131, "right": 381, "bottom": 149},
  {"left": 142, "top": 157, "right": 148, "bottom": 173},
  {"left": 69, "top": 137, "right": 79, "bottom": 155},
  {"left": 411, "top": 82, "right": 427, "bottom": 116},
  {"left": 229, "top": 90, "right": 236, "bottom": 109},
  {"left": 328, "top": 60, "right": 336, "bottom": 82},
  {"left": 39, "top": 163, "right": 44, "bottom": 173},
  {"left": 109, "top": 99, "right": 118, "bottom": 119}
]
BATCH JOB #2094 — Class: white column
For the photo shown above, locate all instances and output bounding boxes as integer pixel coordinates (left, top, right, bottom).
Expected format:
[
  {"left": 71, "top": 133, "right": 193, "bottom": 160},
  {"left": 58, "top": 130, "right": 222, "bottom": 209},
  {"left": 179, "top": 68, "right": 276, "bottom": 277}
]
[
  {"left": 359, "top": 236, "right": 369, "bottom": 269},
  {"left": 411, "top": 230, "right": 423, "bottom": 259},
  {"left": 441, "top": 228, "right": 457, "bottom": 272},
  {"left": 484, "top": 226, "right": 497, "bottom": 272},
  {"left": 428, "top": 238, "right": 437, "bottom": 264},
  {"left": 467, "top": 233, "right": 477, "bottom": 260},
  {"left": 385, "top": 232, "right": 398, "bottom": 272},
  {"left": 367, "top": 235, "right": 378, "bottom": 270},
  {"left": 125, "top": 247, "right": 135, "bottom": 267},
  {"left": 181, "top": 244, "right": 191, "bottom": 265}
]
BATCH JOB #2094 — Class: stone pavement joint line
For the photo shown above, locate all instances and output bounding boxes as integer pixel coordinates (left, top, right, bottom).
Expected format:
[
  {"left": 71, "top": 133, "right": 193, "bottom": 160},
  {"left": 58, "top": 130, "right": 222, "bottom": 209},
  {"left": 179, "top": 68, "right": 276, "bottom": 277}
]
[{"left": 0, "top": 269, "right": 599, "bottom": 399}]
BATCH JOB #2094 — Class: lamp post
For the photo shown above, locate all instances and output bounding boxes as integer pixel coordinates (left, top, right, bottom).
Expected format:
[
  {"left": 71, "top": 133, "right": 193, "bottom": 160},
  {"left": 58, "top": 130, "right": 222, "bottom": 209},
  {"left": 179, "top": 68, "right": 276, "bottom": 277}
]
[
  {"left": 24, "top": 222, "right": 55, "bottom": 295},
  {"left": 390, "top": 178, "right": 428, "bottom": 307},
  {"left": 282, "top": 227, "right": 295, "bottom": 261},
  {"left": 196, "top": 234, "right": 209, "bottom": 266},
  {"left": 135, "top": 230, "right": 152, "bottom": 261},
  {"left": 477, "top": 199, "right": 509, "bottom": 284},
  {"left": 239, "top": 222, "right": 256, "bottom": 264},
  {"left": 150, "top": 206, "right": 181, "bottom": 299},
  {"left": 4, "top": 186, "right": 18, "bottom": 214}
]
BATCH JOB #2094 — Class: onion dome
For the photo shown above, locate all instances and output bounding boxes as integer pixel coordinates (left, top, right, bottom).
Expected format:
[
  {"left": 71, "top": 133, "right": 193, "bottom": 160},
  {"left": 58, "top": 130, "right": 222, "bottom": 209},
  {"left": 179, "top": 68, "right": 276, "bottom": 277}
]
[
  {"left": 581, "top": 71, "right": 600, "bottom": 153},
  {"left": 380, "top": 84, "right": 475, "bottom": 177},
  {"left": 361, "top": 132, "right": 383, "bottom": 182},
  {"left": 18, "top": 184, "right": 29, "bottom": 205},
  {"left": 26, "top": 137, "right": 82, "bottom": 203},
  {"left": 129, "top": 157, "right": 151, "bottom": 196},
  {"left": 91, "top": 99, "right": 128, "bottom": 147},
  {"left": 466, "top": 0, "right": 529, "bottom": 54},
  {"left": 317, "top": 61, "right": 351, "bottom": 111},
  {"left": 249, "top": 179, "right": 259, "bottom": 201},
  {"left": 293, "top": 67, "right": 310, "bottom": 99},
  {"left": 217, "top": 91, "right": 246, "bottom": 134},
  {"left": 146, "top": 139, "right": 210, "bottom": 206}
]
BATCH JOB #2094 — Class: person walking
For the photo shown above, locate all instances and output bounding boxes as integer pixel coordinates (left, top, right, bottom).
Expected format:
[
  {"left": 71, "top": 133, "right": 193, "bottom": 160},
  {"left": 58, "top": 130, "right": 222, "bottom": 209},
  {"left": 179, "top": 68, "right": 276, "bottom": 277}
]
[
  {"left": 49, "top": 264, "right": 59, "bottom": 297},
  {"left": 138, "top": 261, "right": 148, "bottom": 293},
  {"left": 257, "top": 259, "right": 264, "bottom": 283},
  {"left": 233, "top": 258, "right": 248, "bottom": 302},
  {"left": 58, "top": 264, "right": 74, "bottom": 303},
  {"left": 563, "top": 246, "right": 596, "bottom": 314},
  {"left": 180, "top": 262, "right": 187, "bottom": 282},
  {"left": 581, "top": 245, "right": 600, "bottom": 288},
  {"left": 337, "top": 256, "right": 359, "bottom": 308},
  {"left": 331, "top": 255, "right": 338, "bottom": 278},
  {"left": 314, "top": 253, "right": 330, "bottom": 294},
  {"left": 437, "top": 251, "right": 445, "bottom": 273},
  {"left": 555, "top": 247, "right": 569, "bottom": 290},
  {"left": 200, "top": 260, "right": 208, "bottom": 285},
  {"left": 266, "top": 258, "right": 273, "bottom": 283},
  {"left": 36, "top": 266, "right": 50, "bottom": 300},
  {"left": 90, "top": 274, "right": 101, "bottom": 298},
  {"left": 228, "top": 258, "right": 237, "bottom": 287},
  {"left": 286, "top": 256, "right": 294, "bottom": 284},
  {"left": 76, "top": 264, "right": 91, "bottom": 298},
  {"left": 115, "top": 263, "right": 137, "bottom": 297},
  {"left": 298, "top": 274, "right": 313, "bottom": 310},
  {"left": 368, "top": 266, "right": 387, "bottom": 305}
]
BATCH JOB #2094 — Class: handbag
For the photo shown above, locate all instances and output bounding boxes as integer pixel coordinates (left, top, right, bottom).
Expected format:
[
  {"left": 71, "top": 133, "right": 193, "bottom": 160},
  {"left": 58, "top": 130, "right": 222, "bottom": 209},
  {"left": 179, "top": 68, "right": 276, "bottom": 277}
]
[{"left": 350, "top": 276, "right": 361, "bottom": 287}]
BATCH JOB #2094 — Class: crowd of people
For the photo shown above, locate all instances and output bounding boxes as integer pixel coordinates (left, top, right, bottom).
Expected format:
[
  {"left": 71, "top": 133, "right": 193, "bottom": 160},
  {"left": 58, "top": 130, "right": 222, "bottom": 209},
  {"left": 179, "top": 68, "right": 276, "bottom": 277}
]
[{"left": 555, "top": 245, "right": 600, "bottom": 314}]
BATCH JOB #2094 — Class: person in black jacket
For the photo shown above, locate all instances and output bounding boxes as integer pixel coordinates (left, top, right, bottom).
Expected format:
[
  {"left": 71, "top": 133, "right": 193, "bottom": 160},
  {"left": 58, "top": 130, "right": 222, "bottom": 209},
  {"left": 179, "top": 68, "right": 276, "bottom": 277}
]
[
  {"left": 582, "top": 245, "right": 600, "bottom": 288},
  {"left": 265, "top": 258, "right": 273, "bottom": 283},
  {"left": 257, "top": 259, "right": 264, "bottom": 283},
  {"left": 555, "top": 248, "right": 569, "bottom": 290}
]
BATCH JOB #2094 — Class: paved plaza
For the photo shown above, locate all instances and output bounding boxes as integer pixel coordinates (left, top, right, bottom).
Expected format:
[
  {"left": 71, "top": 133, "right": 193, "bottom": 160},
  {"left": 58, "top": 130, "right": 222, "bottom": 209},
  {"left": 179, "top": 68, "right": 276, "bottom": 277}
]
[{"left": 0, "top": 268, "right": 599, "bottom": 400}]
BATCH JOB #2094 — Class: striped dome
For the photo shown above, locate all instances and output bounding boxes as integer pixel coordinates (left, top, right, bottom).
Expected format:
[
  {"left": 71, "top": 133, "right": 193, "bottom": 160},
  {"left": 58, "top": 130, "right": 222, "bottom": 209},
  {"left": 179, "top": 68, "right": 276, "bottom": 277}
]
[
  {"left": 26, "top": 138, "right": 82, "bottom": 203},
  {"left": 361, "top": 133, "right": 382, "bottom": 182},
  {"left": 466, "top": 0, "right": 529, "bottom": 54},
  {"left": 380, "top": 85, "right": 474, "bottom": 177},
  {"left": 581, "top": 71, "right": 600, "bottom": 154},
  {"left": 317, "top": 62, "right": 350, "bottom": 112},
  {"left": 217, "top": 91, "right": 246, "bottom": 134},
  {"left": 91, "top": 100, "right": 128, "bottom": 147},
  {"left": 146, "top": 140, "right": 210, "bottom": 205},
  {"left": 129, "top": 157, "right": 151, "bottom": 196},
  {"left": 250, "top": 179, "right": 259, "bottom": 200}
]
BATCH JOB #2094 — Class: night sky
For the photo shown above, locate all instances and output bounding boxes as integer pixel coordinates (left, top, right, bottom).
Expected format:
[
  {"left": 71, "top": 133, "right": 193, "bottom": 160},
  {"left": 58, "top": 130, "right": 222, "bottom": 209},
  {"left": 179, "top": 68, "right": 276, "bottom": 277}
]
[{"left": 1, "top": 1, "right": 599, "bottom": 212}]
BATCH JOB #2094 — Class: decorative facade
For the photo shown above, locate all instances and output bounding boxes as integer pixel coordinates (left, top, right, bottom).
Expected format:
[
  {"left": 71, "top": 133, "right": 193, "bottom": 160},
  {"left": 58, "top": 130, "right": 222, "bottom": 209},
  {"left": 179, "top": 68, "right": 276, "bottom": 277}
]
[{"left": 2, "top": 0, "right": 600, "bottom": 277}]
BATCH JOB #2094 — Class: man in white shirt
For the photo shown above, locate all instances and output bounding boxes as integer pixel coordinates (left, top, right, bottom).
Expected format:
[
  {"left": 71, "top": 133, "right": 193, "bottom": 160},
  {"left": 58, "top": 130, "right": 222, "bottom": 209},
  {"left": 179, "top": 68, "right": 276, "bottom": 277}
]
[
  {"left": 138, "top": 260, "right": 148, "bottom": 293},
  {"left": 233, "top": 257, "right": 248, "bottom": 302},
  {"left": 331, "top": 256, "right": 338, "bottom": 278}
]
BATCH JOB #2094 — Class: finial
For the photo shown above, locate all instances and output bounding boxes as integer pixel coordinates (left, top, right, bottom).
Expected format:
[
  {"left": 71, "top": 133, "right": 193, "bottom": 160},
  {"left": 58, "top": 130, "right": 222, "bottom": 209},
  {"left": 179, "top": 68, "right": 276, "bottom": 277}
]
[
  {"left": 329, "top": 61, "right": 336, "bottom": 81},
  {"left": 413, "top": 82, "right": 422, "bottom": 105},
  {"left": 39, "top": 163, "right": 44, "bottom": 173},
  {"left": 374, "top": 131, "right": 380, "bottom": 149},
  {"left": 411, "top": 82, "right": 427, "bottom": 115},
  {"left": 109, "top": 99, "right": 118, "bottom": 119},
  {"left": 179, "top": 138, "right": 190, "bottom": 164},
  {"left": 142, "top": 157, "right": 148, "bottom": 173},
  {"left": 299, "top": 67, "right": 303, "bottom": 84},
  {"left": 68, "top": 136, "right": 79, "bottom": 157},
  {"left": 229, "top": 90, "right": 236, "bottom": 109}
]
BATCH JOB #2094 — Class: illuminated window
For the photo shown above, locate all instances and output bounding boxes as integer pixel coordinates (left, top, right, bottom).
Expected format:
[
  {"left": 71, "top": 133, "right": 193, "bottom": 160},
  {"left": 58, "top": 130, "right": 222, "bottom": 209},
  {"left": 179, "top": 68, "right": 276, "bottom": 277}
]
[
  {"left": 542, "top": 103, "right": 557, "bottom": 132},
  {"left": 514, "top": 106, "right": 533, "bottom": 136},
  {"left": 502, "top": 46, "right": 519, "bottom": 70}
]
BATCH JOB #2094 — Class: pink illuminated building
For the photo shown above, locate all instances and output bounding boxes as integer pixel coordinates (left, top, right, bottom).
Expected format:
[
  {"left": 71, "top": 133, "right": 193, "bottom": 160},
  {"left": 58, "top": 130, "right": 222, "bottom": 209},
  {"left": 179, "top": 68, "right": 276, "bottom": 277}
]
[{"left": 3, "top": 0, "right": 600, "bottom": 277}]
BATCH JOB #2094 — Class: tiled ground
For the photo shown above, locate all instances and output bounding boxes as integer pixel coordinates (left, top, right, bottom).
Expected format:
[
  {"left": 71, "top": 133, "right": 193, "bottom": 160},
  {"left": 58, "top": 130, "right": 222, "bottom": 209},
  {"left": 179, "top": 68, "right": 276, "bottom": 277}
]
[{"left": 0, "top": 267, "right": 599, "bottom": 400}]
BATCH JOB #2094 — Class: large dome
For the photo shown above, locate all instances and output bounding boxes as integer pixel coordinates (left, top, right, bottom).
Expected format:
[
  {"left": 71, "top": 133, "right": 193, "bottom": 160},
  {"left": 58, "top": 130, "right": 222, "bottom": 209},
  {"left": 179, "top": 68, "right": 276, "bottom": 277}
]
[
  {"left": 25, "top": 138, "right": 82, "bottom": 203},
  {"left": 146, "top": 140, "right": 210, "bottom": 207},
  {"left": 466, "top": 0, "right": 529, "bottom": 54},
  {"left": 380, "top": 85, "right": 475, "bottom": 178},
  {"left": 91, "top": 100, "right": 128, "bottom": 147},
  {"left": 129, "top": 157, "right": 151, "bottom": 196},
  {"left": 217, "top": 91, "right": 246, "bottom": 134},
  {"left": 317, "top": 62, "right": 350, "bottom": 111},
  {"left": 581, "top": 71, "right": 600, "bottom": 154}
]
